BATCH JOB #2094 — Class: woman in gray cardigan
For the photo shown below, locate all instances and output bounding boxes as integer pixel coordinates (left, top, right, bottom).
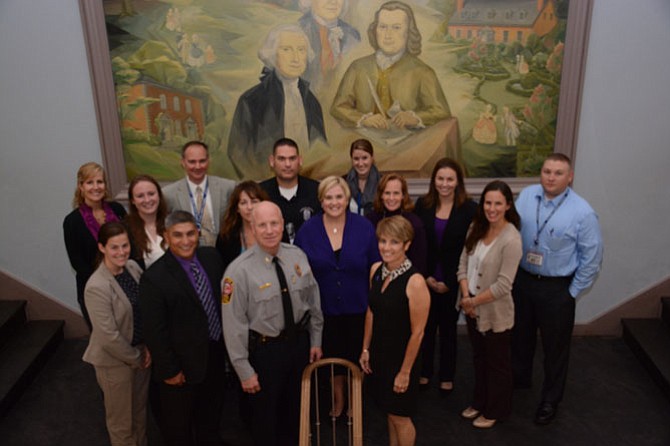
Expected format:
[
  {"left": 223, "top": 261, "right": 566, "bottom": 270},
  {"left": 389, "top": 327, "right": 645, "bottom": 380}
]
[
  {"left": 83, "top": 222, "right": 151, "bottom": 446},
  {"left": 456, "top": 181, "right": 522, "bottom": 429}
]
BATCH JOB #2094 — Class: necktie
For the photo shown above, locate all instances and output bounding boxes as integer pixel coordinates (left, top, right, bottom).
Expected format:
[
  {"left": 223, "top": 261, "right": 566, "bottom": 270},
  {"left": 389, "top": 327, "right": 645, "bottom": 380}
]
[
  {"left": 190, "top": 261, "right": 221, "bottom": 340},
  {"left": 273, "top": 256, "right": 296, "bottom": 336},
  {"left": 196, "top": 186, "right": 215, "bottom": 246}
]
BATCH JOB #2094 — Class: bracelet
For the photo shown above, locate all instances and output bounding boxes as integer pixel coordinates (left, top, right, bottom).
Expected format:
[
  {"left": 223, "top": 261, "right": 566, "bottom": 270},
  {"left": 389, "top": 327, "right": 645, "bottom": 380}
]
[{"left": 362, "top": 348, "right": 369, "bottom": 353}]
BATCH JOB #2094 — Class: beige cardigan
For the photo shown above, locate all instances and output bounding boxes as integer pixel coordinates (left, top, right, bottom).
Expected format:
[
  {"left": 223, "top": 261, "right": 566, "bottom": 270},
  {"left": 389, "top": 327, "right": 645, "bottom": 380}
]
[
  {"left": 82, "top": 259, "right": 144, "bottom": 368},
  {"left": 457, "top": 223, "right": 522, "bottom": 333}
]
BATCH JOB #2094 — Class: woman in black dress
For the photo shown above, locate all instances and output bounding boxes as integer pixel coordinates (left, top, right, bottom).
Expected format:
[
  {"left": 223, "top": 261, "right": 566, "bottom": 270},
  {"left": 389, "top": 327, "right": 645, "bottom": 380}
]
[{"left": 360, "top": 216, "right": 430, "bottom": 446}]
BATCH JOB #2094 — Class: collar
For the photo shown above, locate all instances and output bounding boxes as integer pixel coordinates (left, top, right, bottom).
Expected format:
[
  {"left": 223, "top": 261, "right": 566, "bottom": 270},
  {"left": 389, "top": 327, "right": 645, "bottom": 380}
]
[
  {"left": 186, "top": 175, "right": 208, "bottom": 192},
  {"left": 376, "top": 49, "right": 405, "bottom": 70},
  {"left": 381, "top": 258, "right": 412, "bottom": 282},
  {"left": 311, "top": 12, "right": 339, "bottom": 28}
]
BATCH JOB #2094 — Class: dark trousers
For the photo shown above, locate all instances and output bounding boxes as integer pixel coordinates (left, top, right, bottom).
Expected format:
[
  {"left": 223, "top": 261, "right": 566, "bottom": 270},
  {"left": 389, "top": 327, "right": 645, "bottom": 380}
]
[
  {"left": 420, "top": 288, "right": 459, "bottom": 382},
  {"left": 158, "top": 341, "right": 226, "bottom": 446},
  {"left": 466, "top": 316, "right": 513, "bottom": 420},
  {"left": 248, "top": 331, "right": 310, "bottom": 446},
  {"left": 511, "top": 270, "right": 575, "bottom": 405}
]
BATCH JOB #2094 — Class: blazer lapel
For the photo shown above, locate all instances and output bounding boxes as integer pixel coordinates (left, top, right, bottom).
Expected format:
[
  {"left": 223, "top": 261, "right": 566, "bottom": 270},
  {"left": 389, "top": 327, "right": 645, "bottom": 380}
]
[
  {"left": 177, "top": 179, "right": 192, "bottom": 214},
  {"left": 165, "top": 251, "right": 202, "bottom": 307},
  {"left": 98, "top": 264, "right": 133, "bottom": 314}
]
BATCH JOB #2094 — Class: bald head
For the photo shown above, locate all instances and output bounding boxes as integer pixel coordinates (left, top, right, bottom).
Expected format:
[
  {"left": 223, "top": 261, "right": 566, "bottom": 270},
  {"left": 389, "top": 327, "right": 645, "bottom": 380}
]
[{"left": 251, "top": 201, "right": 285, "bottom": 255}]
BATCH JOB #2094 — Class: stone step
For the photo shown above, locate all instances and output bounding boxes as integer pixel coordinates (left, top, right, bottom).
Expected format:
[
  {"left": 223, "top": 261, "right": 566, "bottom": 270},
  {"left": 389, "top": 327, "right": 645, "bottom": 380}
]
[
  {"left": 661, "top": 297, "right": 670, "bottom": 329},
  {"left": 0, "top": 301, "right": 27, "bottom": 349},
  {"left": 0, "top": 320, "right": 64, "bottom": 419},
  {"left": 621, "top": 318, "right": 670, "bottom": 402}
]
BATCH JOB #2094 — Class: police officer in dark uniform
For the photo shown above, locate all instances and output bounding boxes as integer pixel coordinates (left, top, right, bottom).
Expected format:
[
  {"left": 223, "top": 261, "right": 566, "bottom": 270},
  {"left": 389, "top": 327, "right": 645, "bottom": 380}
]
[{"left": 222, "top": 201, "right": 323, "bottom": 446}]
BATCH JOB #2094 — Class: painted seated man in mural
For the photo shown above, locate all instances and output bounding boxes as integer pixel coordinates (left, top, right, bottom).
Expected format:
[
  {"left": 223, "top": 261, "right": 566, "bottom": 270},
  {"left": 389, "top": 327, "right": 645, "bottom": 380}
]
[
  {"left": 298, "top": 0, "right": 360, "bottom": 91},
  {"left": 227, "top": 24, "right": 327, "bottom": 179},
  {"left": 330, "top": 1, "right": 450, "bottom": 131}
]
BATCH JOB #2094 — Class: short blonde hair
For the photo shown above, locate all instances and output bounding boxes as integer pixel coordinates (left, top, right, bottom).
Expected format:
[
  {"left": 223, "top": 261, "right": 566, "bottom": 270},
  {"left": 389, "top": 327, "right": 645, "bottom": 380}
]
[
  {"left": 318, "top": 176, "right": 351, "bottom": 202},
  {"left": 72, "top": 162, "right": 110, "bottom": 208},
  {"left": 376, "top": 215, "right": 414, "bottom": 244}
]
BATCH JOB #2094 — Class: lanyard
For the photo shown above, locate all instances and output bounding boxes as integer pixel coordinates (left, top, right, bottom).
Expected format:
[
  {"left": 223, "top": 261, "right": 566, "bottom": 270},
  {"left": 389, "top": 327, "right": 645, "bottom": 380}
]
[
  {"left": 187, "top": 179, "right": 209, "bottom": 229},
  {"left": 534, "top": 190, "right": 568, "bottom": 246}
]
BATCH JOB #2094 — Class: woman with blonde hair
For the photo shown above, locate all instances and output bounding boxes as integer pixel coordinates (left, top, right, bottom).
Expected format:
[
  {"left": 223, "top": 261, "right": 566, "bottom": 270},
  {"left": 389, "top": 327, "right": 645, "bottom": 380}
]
[
  {"left": 360, "top": 215, "right": 430, "bottom": 446},
  {"left": 296, "top": 176, "right": 379, "bottom": 417},
  {"left": 63, "top": 162, "right": 126, "bottom": 329}
]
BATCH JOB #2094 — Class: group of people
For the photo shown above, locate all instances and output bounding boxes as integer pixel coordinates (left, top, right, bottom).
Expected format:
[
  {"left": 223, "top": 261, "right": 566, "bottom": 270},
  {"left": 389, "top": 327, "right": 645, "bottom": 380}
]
[{"left": 63, "top": 137, "right": 602, "bottom": 446}]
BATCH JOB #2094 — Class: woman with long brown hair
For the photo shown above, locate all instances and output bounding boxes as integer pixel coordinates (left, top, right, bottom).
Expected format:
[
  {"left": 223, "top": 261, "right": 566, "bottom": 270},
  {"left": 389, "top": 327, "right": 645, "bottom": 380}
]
[
  {"left": 126, "top": 174, "right": 168, "bottom": 269},
  {"left": 216, "top": 181, "right": 269, "bottom": 269},
  {"left": 457, "top": 180, "right": 522, "bottom": 428},
  {"left": 414, "top": 158, "right": 477, "bottom": 395}
]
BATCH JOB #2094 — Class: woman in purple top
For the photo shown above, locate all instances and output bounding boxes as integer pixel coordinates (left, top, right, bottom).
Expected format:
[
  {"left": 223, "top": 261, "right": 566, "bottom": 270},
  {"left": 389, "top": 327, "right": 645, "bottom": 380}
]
[
  {"left": 63, "top": 162, "right": 126, "bottom": 330},
  {"left": 366, "top": 173, "right": 428, "bottom": 276},
  {"left": 295, "top": 176, "right": 380, "bottom": 417},
  {"left": 414, "top": 158, "right": 476, "bottom": 395}
]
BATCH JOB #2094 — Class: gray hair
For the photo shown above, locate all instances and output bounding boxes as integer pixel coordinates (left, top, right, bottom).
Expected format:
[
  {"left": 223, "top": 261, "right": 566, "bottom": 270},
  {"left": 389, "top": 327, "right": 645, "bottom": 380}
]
[
  {"left": 258, "top": 24, "right": 315, "bottom": 69},
  {"left": 298, "top": 0, "right": 349, "bottom": 17},
  {"left": 165, "top": 210, "right": 197, "bottom": 229}
]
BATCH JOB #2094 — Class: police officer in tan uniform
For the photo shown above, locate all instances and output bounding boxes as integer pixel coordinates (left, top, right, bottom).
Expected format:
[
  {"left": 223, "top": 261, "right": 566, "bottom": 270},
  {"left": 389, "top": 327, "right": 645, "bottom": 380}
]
[{"left": 221, "top": 201, "right": 323, "bottom": 446}]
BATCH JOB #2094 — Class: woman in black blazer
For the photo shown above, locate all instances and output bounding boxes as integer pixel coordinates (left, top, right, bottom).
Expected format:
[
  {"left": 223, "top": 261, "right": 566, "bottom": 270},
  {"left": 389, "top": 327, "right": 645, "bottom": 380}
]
[
  {"left": 63, "top": 162, "right": 126, "bottom": 330},
  {"left": 414, "top": 158, "right": 476, "bottom": 395}
]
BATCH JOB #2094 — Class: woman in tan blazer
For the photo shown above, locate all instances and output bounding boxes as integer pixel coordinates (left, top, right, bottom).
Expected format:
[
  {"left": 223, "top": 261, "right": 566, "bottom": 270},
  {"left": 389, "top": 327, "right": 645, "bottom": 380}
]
[
  {"left": 456, "top": 181, "right": 522, "bottom": 429},
  {"left": 83, "top": 222, "right": 151, "bottom": 446}
]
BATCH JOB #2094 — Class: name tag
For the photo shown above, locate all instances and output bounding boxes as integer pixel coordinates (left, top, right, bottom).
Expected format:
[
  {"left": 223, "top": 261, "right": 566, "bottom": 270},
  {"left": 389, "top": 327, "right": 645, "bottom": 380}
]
[{"left": 526, "top": 251, "right": 543, "bottom": 267}]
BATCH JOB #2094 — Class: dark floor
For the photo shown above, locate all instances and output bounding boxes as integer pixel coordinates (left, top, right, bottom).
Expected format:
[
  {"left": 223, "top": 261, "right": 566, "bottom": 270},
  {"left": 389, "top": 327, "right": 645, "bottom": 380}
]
[{"left": 0, "top": 337, "right": 668, "bottom": 446}]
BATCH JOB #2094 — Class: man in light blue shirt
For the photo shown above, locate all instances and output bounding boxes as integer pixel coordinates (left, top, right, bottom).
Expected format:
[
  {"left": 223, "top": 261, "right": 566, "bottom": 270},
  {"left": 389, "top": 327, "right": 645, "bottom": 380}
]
[{"left": 512, "top": 153, "right": 603, "bottom": 425}]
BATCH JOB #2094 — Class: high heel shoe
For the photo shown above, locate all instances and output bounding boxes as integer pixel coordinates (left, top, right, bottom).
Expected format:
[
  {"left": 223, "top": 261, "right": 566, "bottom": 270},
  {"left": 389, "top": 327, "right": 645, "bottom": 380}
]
[
  {"left": 473, "top": 415, "right": 496, "bottom": 428},
  {"left": 419, "top": 377, "right": 430, "bottom": 391},
  {"left": 461, "top": 406, "right": 480, "bottom": 420}
]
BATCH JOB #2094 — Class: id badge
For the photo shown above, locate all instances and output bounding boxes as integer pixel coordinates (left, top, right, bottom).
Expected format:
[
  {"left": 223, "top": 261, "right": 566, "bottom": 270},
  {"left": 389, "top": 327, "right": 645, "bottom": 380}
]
[{"left": 526, "top": 251, "right": 543, "bottom": 266}]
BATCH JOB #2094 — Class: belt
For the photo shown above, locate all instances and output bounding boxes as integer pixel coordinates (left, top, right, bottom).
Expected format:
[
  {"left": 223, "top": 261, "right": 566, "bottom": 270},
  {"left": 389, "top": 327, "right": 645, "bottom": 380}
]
[
  {"left": 250, "top": 330, "right": 290, "bottom": 344},
  {"left": 520, "top": 268, "right": 572, "bottom": 282}
]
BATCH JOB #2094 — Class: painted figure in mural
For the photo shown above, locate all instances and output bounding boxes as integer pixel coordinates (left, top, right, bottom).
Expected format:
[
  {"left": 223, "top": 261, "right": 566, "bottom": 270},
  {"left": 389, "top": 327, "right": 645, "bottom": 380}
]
[
  {"left": 298, "top": 0, "right": 361, "bottom": 91},
  {"left": 227, "top": 24, "right": 327, "bottom": 179},
  {"left": 501, "top": 106, "right": 521, "bottom": 146},
  {"left": 330, "top": 1, "right": 451, "bottom": 131},
  {"left": 473, "top": 104, "right": 497, "bottom": 145}
]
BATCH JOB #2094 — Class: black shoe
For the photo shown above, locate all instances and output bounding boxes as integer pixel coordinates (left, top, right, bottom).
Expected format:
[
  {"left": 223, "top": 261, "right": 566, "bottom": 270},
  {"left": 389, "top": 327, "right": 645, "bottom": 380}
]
[
  {"left": 419, "top": 378, "right": 430, "bottom": 391},
  {"left": 534, "top": 402, "right": 557, "bottom": 425}
]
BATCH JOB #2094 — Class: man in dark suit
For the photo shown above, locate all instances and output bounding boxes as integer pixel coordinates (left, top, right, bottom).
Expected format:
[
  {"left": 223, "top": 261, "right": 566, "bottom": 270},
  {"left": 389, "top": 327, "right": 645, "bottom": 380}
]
[
  {"left": 227, "top": 25, "right": 327, "bottom": 179},
  {"left": 140, "top": 210, "right": 226, "bottom": 446}
]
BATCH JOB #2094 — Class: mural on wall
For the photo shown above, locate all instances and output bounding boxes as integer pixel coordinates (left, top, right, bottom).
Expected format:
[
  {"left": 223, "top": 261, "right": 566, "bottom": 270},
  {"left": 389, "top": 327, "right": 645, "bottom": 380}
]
[{"left": 104, "top": 0, "right": 572, "bottom": 181}]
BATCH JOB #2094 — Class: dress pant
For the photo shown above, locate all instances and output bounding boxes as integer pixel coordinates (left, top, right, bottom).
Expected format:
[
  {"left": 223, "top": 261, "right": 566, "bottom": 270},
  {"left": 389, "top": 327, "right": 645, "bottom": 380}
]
[
  {"left": 247, "top": 331, "right": 310, "bottom": 446},
  {"left": 511, "top": 269, "right": 575, "bottom": 404},
  {"left": 466, "top": 317, "right": 513, "bottom": 420},
  {"left": 158, "top": 341, "right": 226, "bottom": 446},
  {"left": 420, "top": 287, "right": 459, "bottom": 382},
  {"left": 94, "top": 364, "right": 150, "bottom": 446}
]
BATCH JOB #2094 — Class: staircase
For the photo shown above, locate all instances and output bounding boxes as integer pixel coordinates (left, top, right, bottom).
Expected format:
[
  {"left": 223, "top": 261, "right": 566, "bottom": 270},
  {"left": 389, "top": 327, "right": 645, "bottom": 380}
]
[
  {"left": 0, "top": 300, "right": 64, "bottom": 419},
  {"left": 621, "top": 296, "right": 670, "bottom": 401}
]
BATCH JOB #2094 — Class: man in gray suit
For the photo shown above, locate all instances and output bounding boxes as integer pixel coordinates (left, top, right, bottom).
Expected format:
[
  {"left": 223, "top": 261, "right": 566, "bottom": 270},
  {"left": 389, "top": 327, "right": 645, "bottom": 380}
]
[{"left": 163, "top": 140, "right": 236, "bottom": 246}]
